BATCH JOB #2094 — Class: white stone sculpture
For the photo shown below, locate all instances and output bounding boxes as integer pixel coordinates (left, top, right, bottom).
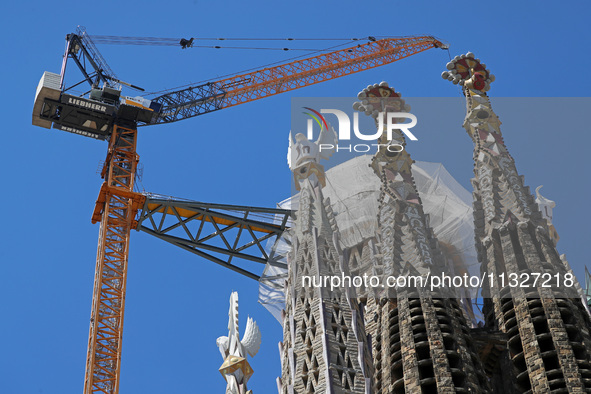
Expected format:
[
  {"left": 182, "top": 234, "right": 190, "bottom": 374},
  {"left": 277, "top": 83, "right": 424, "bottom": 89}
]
[{"left": 216, "top": 291, "right": 261, "bottom": 394}]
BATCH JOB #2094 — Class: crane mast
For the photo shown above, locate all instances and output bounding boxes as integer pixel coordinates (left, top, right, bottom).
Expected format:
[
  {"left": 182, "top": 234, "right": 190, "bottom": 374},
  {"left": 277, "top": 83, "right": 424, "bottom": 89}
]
[
  {"left": 85, "top": 126, "right": 142, "bottom": 394},
  {"left": 31, "top": 28, "right": 448, "bottom": 394}
]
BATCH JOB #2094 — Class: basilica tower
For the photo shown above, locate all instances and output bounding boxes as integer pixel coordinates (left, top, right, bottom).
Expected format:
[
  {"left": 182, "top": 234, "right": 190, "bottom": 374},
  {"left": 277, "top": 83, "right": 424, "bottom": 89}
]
[
  {"left": 353, "top": 83, "right": 490, "bottom": 393},
  {"left": 443, "top": 53, "right": 591, "bottom": 393}
]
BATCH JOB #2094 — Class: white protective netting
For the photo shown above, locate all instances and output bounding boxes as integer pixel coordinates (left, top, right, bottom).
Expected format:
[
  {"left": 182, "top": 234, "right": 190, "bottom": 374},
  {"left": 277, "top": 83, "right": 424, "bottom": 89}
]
[{"left": 259, "top": 155, "right": 479, "bottom": 323}]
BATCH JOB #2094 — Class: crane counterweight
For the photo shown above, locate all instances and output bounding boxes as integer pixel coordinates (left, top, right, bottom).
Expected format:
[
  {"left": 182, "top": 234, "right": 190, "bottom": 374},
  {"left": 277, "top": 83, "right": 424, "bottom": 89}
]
[{"left": 32, "top": 71, "right": 162, "bottom": 139}]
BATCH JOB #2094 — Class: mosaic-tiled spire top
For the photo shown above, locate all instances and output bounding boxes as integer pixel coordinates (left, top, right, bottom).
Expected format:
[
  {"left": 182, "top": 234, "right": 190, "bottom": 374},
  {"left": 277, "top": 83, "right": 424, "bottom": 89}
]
[
  {"left": 354, "top": 82, "right": 421, "bottom": 205},
  {"left": 442, "top": 52, "right": 494, "bottom": 92},
  {"left": 442, "top": 53, "right": 503, "bottom": 146},
  {"left": 442, "top": 53, "right": 541, "bottom": 225}
]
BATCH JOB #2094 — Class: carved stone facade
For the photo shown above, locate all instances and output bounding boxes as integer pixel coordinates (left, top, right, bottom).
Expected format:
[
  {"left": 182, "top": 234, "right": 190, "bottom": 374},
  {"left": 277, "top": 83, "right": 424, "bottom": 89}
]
[
  {"left": 279, "top": 175, "right": 373, "bottom": 393},
  {"left": 278, "top": 56, "right": 591, "bottom": 394}
]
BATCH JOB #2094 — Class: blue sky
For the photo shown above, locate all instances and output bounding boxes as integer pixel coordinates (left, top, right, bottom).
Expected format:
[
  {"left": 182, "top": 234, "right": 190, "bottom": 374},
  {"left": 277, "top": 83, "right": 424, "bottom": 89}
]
[{"left": 2, "top": 1, "right": 590, "bottom": 393}]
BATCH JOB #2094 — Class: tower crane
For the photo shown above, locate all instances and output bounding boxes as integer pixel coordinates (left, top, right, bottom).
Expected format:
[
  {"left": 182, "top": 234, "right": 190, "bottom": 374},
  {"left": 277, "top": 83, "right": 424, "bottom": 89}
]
[{"left": 31, "top": 26, "right": 447, "bottom": 394}]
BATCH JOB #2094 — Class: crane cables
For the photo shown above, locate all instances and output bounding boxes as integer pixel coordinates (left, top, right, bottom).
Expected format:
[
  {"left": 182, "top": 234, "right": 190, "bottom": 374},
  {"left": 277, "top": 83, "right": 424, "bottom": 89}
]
[
  {"left": 89, "top": 35, "right": 374, "bottom": 51},
  {"left": 141, "top": 40, "right": 360, "bottom": 97}
]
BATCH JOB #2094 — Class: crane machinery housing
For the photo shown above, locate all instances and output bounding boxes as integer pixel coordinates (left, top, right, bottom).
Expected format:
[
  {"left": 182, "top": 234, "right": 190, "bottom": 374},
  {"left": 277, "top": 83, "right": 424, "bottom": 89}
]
[{"left": 31, "top": 26, "right": 447, "bottom": 394}]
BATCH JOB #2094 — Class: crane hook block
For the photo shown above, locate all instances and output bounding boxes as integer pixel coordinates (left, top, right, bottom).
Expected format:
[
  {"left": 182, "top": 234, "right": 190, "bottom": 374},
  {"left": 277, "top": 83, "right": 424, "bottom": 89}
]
[{"left": 180, "top": 38, "right": 194, "bottom": 49}]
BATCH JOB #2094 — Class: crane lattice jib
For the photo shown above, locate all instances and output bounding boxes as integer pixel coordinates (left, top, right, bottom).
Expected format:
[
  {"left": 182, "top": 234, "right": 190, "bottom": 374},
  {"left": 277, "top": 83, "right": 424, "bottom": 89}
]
[{"left": 151, "top": 36, "right": 445, "bottom": 124}]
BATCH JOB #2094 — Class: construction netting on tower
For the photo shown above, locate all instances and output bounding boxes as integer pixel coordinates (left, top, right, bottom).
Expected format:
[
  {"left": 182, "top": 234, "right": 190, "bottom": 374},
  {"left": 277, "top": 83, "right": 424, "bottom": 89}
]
[
  {"left": 585, "top": 267, "right": 591, "bottom": 308},
  {"left": 258, "top": 155, "right": 481, "bottom": 324}
]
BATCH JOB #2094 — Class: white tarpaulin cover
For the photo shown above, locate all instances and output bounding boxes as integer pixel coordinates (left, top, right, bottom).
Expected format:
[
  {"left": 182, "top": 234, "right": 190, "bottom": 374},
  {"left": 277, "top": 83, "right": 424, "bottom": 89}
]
[{"left": 258, "top": 155, "right": 479, "bottom": 323}]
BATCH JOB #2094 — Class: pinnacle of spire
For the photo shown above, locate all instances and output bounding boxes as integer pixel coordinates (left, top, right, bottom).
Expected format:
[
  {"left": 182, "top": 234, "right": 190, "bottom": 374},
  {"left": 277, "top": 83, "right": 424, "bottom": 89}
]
[
  {"left": 441, "top": 52, "right": 494, "bottom": 91},
  {"left": 287, "top": 121, "right": 338, "bottom": 190}
]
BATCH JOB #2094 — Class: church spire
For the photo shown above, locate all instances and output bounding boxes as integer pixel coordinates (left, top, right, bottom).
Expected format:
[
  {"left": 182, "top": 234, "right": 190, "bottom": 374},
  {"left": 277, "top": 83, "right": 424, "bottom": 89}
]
[
  {"left": 443, "top": 53, "right": 591, "bottom": 393},
  {"left": 279, "top": 122, "right": 372, "bottom": 393},
  {"left": 354, "top": 82, "right": 490, "bottom": 393}
]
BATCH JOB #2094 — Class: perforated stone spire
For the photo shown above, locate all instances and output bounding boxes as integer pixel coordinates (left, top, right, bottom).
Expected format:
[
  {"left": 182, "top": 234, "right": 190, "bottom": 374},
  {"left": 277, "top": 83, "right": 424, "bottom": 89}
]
[
  {"left": 444, "top": 53, "right": 591, "bottom": 393},
  {"left": 278, "top": 128, "right": 372, "bottom": 393},
  {"left": 353, "top": 82, "right": 491, "bottom": 393}
]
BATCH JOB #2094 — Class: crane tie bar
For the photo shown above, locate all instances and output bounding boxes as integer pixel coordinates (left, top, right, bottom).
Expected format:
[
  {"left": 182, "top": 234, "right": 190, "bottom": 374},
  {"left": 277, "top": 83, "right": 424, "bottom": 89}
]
[{"left": 90, "top": 35, "right": 383, "bottom": 50}]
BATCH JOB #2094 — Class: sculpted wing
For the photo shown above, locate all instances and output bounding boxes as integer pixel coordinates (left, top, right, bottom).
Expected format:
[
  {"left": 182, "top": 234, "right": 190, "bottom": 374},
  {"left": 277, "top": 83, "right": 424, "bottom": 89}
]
[
  {"left": 241, "top": 316, "right": 262, "bottom": 358},
  {"left": 216, "top": 336, "right": 229, "bottom": 359}
]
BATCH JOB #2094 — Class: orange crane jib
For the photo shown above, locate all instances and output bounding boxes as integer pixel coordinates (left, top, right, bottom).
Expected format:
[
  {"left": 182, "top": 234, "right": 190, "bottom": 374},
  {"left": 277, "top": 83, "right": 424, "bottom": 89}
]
[{"left": 152, "top": 36, "right": 448, "bottom": 124}]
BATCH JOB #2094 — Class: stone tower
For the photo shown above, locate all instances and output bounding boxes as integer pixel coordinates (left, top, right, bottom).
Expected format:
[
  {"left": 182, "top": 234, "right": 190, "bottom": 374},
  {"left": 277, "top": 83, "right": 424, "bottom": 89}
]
[
  {"left": 443, "top": 53, "right": 591, "bottom": 393},
  {"left": 278, "top": 130, "right": 373, "bottom": 393},
  {"left": 352, "top": 83, "right": 490, "bottom": 393}
]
